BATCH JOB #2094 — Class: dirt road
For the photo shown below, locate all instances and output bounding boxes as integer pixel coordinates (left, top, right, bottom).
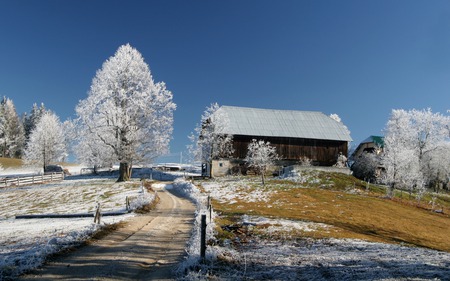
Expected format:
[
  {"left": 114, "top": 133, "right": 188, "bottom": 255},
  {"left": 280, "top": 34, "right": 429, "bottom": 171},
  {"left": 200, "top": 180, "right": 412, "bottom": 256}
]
[{"left": 20, "top": 185, "right": 195, "bottom": 281}]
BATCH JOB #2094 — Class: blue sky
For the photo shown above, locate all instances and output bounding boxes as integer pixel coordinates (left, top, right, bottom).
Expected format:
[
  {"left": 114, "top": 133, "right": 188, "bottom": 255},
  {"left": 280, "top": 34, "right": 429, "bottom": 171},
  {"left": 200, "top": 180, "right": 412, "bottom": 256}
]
[{"left": 1, "top": 1, "right": 450, "bottom": 163}]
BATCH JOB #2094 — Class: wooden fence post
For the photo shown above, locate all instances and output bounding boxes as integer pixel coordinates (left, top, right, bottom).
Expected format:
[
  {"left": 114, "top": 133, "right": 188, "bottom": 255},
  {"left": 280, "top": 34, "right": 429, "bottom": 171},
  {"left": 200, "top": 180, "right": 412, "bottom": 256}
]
[
  {"left": 200, "top": 214, "right": 207, "bottom": 260},
  {"left": 126, "top": 196, "right": 130, "bottom": 211},
  {"left": 94, "top": 203, "right": 101, "bottom": 224}
]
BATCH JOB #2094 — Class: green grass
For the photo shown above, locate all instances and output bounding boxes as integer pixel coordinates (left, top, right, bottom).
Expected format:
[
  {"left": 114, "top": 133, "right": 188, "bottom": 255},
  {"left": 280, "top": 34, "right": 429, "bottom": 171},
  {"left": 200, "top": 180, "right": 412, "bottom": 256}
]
[{"left": 206, "top": 171, "right": 450, "bottom": 252}]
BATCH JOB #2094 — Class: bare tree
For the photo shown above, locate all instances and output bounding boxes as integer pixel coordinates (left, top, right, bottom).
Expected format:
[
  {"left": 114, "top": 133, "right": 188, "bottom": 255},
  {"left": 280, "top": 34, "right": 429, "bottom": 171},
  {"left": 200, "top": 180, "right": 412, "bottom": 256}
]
[{"left": 245, "top": 139, "right": 279, "bottom": 185}]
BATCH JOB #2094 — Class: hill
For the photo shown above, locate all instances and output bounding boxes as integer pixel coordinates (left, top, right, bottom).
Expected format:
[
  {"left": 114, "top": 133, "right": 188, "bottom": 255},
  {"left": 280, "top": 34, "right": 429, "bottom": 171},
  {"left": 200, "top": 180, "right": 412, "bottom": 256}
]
[{"left": 200, "top": 170, "right": 450, "bottom": 252}]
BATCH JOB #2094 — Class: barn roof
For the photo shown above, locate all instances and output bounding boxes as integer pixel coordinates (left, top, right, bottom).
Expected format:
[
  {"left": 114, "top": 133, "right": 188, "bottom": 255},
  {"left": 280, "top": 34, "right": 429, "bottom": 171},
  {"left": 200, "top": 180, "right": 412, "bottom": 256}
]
[{"left": 214, "top": 106, "right": 352, "bottom": 142}]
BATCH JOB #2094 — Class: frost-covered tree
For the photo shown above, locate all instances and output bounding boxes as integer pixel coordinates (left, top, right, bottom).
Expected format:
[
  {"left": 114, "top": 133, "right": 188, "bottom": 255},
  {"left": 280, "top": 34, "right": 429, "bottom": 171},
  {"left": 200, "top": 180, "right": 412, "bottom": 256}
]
[
  {"left": 188, "top": 103, "right": 234, "bottom": 176},
  {"left": 382, "top": 108, "right": 450, "bottom": 198},
  {"left": 330, "top": 113, "right": 351, "bottom": 136},
  {"left": 24, "top": 112, "right": 67, "bottom": 171},
  {"left": 23, "top": 103, "right": 46, "bottom": 143},
  {"left": 75, "top": 44, "right": 175, "bottom": 181},
  {"left": 421, "top": 143, "right": 450, "bottom": 192},
  {"left": 0, "top": 97, "right": 25, "bottom": 158},
  {"left": 245, "top": 139, "right": 279, "bottom": 185},
  {"left": 72, "top": 119, "right": 116, "bottom": 172},
  {"left": 351, "top": 152, "right": 380, "bottom": 182}
]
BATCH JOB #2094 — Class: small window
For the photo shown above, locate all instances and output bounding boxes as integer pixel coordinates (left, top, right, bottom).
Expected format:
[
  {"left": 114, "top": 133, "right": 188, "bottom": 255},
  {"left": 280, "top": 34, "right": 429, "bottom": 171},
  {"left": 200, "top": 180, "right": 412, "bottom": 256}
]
[{"left": 219, "top": 162, "right": 223, "bottom": 167}]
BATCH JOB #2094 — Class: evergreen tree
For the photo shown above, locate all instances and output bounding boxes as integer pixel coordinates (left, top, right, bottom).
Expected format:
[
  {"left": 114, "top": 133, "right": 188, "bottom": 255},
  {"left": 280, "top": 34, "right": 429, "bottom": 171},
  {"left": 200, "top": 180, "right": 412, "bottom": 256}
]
[{"left": 0, "top": 97, "right": 25, "bottom": 158}]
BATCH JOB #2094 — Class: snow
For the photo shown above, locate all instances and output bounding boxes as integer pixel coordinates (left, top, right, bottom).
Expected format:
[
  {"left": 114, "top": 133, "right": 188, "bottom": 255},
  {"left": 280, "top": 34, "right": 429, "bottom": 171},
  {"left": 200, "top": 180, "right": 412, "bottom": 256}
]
[
  {"left": 206, "top": 236, "right": 450, "bottom": 280},
  {"left": 2, "top": 169, "right": 449, "bottom": 280},
  {"left": 177, "top": 177, "right": 450, "bottom": 281},
  {"left": 0, "top": 175, "right": 156, "bottom": 280},
  {"left": 202, "top": 179, "right": 274, "bottom": 204}
]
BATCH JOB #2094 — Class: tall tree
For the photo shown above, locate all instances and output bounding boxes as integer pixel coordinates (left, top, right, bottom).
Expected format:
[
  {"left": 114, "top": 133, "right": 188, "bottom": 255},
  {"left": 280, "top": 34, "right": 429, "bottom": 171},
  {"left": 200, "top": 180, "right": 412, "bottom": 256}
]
[
  {"left": 23, "top": 103, "right": 46, "bottom": 143},
  {"left": 245, "top": 139, "right": 279, "bottom": 185},
  {"left": 75, "top": 44, "right": 175, "bottom": 181},
  {"left": 24, "top": 111, "right": 67, "bottom": 171},
  {"left": 0, "top": 97, "right": 25, "bottom": 158},
  {"left": 188, "top": 103, "right": 234, "bottom": 176}
]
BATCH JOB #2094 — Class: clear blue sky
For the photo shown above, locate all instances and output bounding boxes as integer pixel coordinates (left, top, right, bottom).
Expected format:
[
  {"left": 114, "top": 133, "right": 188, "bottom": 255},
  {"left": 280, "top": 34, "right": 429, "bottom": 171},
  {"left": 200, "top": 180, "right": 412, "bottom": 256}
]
[{"left": 1, "top": 0, "right": 450, "bottom": 163}]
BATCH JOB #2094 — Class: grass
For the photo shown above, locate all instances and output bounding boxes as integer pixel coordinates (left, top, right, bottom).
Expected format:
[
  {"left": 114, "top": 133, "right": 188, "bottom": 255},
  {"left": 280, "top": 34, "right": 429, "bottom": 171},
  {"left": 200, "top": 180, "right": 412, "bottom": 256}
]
[
  {"left": 0, "top": 157, "right": 82, "bottom": 171},
  {"left": 205, "top": 171, "right": 450, "bottom": 252},
  {"left": 0, "top": 157, "right": 24, "bottom": 169}
]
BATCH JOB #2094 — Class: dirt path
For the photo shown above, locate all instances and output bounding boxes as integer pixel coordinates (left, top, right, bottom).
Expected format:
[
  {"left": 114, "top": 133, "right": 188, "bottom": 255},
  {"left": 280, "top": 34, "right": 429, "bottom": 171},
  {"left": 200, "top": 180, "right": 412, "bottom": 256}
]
[{"left": 20, "top": 185, "right": 195, "bottom": 281}]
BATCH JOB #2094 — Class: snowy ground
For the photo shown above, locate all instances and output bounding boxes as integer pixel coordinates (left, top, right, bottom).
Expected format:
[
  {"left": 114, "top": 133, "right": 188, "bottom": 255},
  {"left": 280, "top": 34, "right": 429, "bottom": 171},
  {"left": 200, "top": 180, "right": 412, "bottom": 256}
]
[
  {"left": 0, "top": 174, "right": 156, "bottom": 280},
  {"left": 2, "top": 169, "right": 449, "bottom": 280},
  {"left": 177, "top": 177, "right": 450, "bottom": 281}
]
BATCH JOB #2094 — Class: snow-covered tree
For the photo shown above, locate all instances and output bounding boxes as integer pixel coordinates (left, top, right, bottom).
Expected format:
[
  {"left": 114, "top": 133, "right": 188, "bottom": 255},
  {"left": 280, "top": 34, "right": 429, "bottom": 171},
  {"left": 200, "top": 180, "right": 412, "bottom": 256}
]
[
  {"left": 245, "top": 139, "right": 279, "bottom": 185},
  {"left": 421, "top": 143, "right": 450, "bottom": 192},
  {"left": 351, "top": 152, "right": 380, "bottom": 182},
  {"left": 188, "top": 103, "right": 234, "bottom": 176},
  {"left": 0, "top": 97, "right": 25, "bottom": 158},
  {"left": 75, "top": 44, "right": 175, "bottom": 181},
  {"left": 72, "top": 119, "right": 116, "bottom": 172},
  {"left": 382, "top": 108, "right": 450, "bottom": 198},
  {"left": 330, "top": 113, "right": 351, "bottom": 136},
  {"left": 23, "top": 103, "right": 46, "bottom": 143},
  {"left": 24, "top": 112, "right": 67, "bottom": 171}
]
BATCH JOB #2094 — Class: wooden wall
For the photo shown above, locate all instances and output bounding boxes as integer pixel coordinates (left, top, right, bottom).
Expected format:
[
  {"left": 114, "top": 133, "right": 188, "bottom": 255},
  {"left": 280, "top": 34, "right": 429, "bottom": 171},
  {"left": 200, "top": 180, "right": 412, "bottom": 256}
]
[{"left": 232, "top": 135, "right": 348, "bottom": 166}]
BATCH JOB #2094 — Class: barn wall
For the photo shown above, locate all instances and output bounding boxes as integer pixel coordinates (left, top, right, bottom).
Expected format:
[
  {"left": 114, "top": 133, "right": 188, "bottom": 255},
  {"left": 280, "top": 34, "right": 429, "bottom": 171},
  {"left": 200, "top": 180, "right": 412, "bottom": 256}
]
[{"left": 232, "top": 135, "right": 348, "bottom": 166}]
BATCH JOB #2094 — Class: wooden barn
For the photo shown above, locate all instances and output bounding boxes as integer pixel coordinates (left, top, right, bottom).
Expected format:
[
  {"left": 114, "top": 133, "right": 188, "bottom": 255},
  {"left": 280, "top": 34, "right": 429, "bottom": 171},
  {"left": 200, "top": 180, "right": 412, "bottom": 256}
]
[{"left": 208, "top": 106, "right": 352, "bottom": 176}]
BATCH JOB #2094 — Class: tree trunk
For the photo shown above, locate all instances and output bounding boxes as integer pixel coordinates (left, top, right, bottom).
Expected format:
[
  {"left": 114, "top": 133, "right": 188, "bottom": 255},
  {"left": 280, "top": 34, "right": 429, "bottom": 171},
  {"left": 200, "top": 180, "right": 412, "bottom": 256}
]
[
  {"left": 117, "top": 162, "right": 132, "bottom": 182},
  {"left": 261, "top": 168, "right": 266, "bottom": 186}
]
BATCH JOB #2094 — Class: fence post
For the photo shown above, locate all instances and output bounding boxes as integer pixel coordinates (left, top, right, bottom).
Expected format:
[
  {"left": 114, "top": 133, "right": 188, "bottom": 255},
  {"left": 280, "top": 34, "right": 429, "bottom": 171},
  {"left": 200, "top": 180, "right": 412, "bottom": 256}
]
[
  {"left": 126, "top": 196, "right": 130, "bottom": 211},
  {"left": 94, "top": 203, "right": 101, "bottom": 224},
  {"left": 200, "top": 214, "right": 207, "bottom": 261}
]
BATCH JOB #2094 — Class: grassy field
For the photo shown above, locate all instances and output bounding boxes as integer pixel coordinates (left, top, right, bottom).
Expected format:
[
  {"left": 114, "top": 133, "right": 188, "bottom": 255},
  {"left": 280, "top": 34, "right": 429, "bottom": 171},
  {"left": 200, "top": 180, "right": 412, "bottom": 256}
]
[
  {"left": 0, "top": 157, "right": 80, "bottom": 170},
  {"left": 0, "top": 157, "right": 24, "bottom": 169},
  {"left": 202, "top": 170, "right": 450, "bottom": 252}
]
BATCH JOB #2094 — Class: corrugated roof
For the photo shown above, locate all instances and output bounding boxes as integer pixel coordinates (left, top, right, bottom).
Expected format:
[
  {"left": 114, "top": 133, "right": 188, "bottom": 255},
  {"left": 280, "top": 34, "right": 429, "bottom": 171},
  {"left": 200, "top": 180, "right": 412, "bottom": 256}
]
[{"left": 213, "top": 106, "right": 352, "bottom": 142}]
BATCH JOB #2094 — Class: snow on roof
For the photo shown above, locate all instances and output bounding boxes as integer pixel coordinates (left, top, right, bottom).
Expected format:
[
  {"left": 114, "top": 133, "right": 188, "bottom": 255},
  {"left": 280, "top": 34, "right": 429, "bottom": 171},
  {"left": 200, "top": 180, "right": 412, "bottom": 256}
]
[{"left": 214, "top": 106, "right": 352, "bottom": 142}]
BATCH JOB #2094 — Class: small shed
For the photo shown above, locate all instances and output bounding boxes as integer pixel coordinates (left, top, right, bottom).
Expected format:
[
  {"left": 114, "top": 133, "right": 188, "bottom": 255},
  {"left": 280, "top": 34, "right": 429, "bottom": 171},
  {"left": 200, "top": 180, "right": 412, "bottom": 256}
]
[{"left": 351, "top": 135, "right": 384, "bottom": 159}]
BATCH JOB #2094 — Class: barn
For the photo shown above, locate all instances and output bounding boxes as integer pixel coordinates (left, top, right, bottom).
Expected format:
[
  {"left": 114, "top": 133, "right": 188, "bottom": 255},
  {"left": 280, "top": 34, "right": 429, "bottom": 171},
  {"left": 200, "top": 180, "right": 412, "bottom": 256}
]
[{"left": 209, "top": 106, "right": 352, "bottom": 176}]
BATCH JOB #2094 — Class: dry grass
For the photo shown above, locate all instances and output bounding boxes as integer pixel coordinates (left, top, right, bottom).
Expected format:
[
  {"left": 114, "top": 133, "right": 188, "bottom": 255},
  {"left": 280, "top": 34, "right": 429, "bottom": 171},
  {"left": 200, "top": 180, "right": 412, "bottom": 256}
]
[
  {"left": 208, "top": 172, "right": 450, "bottom": 252},
  {"left": 0, "top": 157, "right": 24, "bottom": 169}
]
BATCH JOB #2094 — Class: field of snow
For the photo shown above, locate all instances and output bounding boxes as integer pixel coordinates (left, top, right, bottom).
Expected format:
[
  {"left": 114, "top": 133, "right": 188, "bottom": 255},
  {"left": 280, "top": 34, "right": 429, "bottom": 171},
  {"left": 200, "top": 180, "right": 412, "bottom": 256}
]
[
  {"left": 177, "top": 177, "right": 450, "bottom": 281},
  {"left": 0, "top": 175, "right": 156, "bottom": 280}
]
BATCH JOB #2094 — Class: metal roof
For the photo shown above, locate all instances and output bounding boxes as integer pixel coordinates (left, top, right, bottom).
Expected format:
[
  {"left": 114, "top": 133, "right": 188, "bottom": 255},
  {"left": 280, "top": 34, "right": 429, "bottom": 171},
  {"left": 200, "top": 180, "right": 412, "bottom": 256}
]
[
  {"left": 361, "top": 135, "right": 384, "bottom": 147},
  {"left": 214, "top": 106, "right": 352, "bottom": 142}
]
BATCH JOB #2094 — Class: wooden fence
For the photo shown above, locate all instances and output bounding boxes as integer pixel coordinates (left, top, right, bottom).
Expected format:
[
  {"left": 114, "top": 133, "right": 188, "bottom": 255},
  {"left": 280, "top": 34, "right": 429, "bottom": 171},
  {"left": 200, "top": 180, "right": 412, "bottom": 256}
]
[{"left": 0, "top": 172, "right": 64, "bottom": 188}]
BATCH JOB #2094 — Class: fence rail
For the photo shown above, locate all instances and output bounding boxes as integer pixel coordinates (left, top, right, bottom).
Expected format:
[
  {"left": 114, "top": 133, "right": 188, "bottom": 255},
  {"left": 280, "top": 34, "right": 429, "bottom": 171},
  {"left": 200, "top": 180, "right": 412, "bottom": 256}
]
[{"left": 0, "top": 172, "right": 64, "bottom": 188}]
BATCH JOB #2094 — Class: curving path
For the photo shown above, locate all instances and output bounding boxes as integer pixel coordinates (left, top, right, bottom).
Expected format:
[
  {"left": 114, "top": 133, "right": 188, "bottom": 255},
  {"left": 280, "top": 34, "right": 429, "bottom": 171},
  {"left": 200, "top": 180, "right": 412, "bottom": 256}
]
[{"left": 20, "top": 185, "right": 195, "bottom": 281}]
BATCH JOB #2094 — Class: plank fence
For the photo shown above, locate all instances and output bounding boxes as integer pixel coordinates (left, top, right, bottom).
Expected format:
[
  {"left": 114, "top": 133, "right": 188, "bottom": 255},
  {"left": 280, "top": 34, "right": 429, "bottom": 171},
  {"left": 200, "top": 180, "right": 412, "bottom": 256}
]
[{"left": 0, "top": 172, "right": 64, "bottom": 188}]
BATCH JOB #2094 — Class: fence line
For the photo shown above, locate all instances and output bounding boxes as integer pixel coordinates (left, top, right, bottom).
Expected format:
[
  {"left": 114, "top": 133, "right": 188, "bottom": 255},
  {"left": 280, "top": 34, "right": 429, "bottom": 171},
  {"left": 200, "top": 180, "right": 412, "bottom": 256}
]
[{"left": 0, "top": 172, "right": 64, "bottom": 188}]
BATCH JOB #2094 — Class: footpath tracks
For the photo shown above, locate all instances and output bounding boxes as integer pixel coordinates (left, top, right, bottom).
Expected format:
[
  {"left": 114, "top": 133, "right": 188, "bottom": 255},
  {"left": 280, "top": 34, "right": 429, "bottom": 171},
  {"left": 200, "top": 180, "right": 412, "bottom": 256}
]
[{"left": 19, "top": 186, "right": 195, "bottom": 281}]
